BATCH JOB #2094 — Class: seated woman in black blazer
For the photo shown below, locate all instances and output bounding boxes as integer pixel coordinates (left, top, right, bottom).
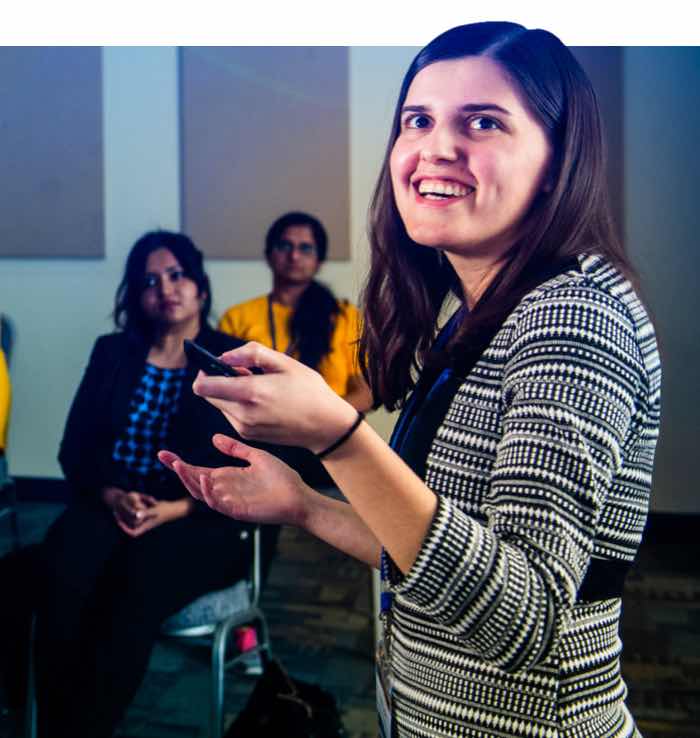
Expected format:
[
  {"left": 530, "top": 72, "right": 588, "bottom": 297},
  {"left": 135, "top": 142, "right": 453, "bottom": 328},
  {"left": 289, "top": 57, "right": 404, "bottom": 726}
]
[{"left": 0, "top": 231, "right": 282, "bottom": 738}]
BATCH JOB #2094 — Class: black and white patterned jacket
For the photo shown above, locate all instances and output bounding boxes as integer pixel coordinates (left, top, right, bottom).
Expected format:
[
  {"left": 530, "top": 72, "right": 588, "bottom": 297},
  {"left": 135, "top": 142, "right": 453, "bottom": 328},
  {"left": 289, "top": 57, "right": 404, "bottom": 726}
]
[{"left": 386, "top": 254, "right": 661, "bottom": 738}]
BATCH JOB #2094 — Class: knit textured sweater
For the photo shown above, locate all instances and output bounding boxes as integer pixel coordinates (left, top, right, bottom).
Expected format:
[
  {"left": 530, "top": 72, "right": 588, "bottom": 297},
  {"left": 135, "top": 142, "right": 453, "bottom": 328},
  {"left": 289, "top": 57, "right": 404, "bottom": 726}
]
[{"left": 385, "top": 254, "right": 661, "bottom": 738}]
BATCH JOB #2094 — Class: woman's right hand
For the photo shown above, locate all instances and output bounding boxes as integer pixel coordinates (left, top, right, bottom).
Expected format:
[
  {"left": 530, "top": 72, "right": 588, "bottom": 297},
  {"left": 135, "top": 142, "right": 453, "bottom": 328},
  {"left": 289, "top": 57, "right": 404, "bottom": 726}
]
[
  {"left": 101, "top": 486, "right": 158, "bottom": 530},
  {"left": 158, "top": 435, "right": 311, "bottom": 528},
  {"left": 191, "top": 342, "right": 358, "bottom": 454}
]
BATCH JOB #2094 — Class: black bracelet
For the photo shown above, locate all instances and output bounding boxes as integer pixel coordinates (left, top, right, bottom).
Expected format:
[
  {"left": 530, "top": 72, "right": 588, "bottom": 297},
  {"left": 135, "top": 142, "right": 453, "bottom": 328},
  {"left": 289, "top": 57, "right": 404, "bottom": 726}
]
[{"left": 316, "top": 411, "right": 365, "bottom": 460}]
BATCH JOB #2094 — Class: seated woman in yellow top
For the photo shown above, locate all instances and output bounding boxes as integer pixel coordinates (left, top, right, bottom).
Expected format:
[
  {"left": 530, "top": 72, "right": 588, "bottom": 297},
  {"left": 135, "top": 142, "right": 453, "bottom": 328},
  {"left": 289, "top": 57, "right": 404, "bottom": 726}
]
[
  {"left": 218, "top": 212, "right": 372, "bottom": 412},
  {"left": 0, "top": 347, "right": 10, "bottom": 457}
]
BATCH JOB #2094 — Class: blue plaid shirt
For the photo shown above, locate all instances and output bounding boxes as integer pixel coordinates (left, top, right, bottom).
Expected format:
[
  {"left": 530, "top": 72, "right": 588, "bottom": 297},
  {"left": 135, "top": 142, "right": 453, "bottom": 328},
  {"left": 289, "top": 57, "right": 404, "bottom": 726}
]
[{"left": 112, "top": 363, "right": 186, "bottom": 478}]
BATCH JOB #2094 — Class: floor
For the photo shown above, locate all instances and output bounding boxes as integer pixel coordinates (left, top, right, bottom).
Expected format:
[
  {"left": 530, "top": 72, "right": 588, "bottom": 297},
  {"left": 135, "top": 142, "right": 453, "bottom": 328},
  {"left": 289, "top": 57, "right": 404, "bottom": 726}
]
[
  {"left": 0, "top": 500, "right": 377, "bottom": 738},
  {"left": 620, "top": 541, "right": 700, "bottom": 737},
  {"left": 2, "top": 500, "right": 698, "bottom": 738}
]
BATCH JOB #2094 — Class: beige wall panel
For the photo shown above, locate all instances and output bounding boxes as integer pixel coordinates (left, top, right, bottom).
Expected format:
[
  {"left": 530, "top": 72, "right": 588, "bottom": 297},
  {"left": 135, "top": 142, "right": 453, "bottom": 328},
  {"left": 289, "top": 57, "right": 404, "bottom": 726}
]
[
  {"left": 0, "top": 47, "right": 104, "bottom": 258},
  {"left": 180, "top": 47, "right": 349, "bottom": 260}
]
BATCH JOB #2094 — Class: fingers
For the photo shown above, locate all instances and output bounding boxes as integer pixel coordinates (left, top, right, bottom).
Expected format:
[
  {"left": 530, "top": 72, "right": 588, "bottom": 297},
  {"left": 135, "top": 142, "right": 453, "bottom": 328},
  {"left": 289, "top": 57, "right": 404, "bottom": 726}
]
[
  {"left": 218, "top": 341, "right": 289, "bottom": 373},
  {"left": 199, "top": 472, "right": 216, "bottom": 510},
  {"left": 114, "top": 505, "right": 154, "bottom": 529},
  {"left": 131, "top": 492, "right": 158, "bottom": 508},
  {"left": 114, "top": 514, "right": 145, "bottom": 537},
  {"left": 211, "top": 434, "right": 254, "bottom": 463},
  {"left": 171, "top": 459, "right": 207, "bottom": 501},
  {"left": 192, "top": 342, "right": 299, "bottom": 401},
  {"left": 160, "top": 449, "right": 222, "bottom": 504},
  {"left": 192, "top": 372, "right": 254, "bottom": 403},
  {"left": 158, "top": 450, "right": 180, "bottom": 469},
  {"left": 115, "top": 517, "right": 138, "bottom": 537}
]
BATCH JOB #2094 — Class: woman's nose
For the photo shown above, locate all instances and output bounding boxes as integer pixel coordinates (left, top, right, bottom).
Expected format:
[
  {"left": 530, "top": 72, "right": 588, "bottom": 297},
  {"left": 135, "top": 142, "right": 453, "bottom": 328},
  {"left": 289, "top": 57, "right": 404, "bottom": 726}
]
[
  {"left": 420, "top": 124, "right": 460, "bottom": 164},
  {"left": 159, "top": 276, "right": 175, "bottom": 296}
]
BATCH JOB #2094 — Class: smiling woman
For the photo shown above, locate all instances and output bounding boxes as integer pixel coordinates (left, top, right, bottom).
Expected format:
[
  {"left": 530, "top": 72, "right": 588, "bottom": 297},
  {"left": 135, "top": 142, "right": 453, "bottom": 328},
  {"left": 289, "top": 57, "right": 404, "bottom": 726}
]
[
  {"left": 390, "top": 56, "right": 552, "bottom": 277},
  {"left": 161, "top": 21, "right": 660, "bottom": 738}
]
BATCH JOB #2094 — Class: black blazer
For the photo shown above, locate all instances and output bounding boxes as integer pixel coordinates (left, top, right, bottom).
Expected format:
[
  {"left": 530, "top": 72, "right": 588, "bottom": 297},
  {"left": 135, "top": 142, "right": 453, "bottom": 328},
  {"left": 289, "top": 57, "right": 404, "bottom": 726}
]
[{"left": 58, "top": 324, "right": 306, "bottom": 502}]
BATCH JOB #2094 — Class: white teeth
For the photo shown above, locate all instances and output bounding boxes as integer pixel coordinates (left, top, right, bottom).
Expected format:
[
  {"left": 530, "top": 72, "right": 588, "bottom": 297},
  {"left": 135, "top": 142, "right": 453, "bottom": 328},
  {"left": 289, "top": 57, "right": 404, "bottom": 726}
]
[{"left": 417, "top": 179, "right": 471, "bottom": 197}]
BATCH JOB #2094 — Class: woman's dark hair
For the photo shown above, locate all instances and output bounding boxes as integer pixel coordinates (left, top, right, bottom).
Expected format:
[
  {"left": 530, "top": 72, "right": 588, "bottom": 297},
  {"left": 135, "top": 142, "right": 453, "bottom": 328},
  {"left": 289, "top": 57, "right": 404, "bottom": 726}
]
[
  {"left": 265, "top": 212, "right": 339, "bottom": 371},
  {"left": 265, "top": 211, "right": 328, "bottom": 263},
  {"left": 360, "top": 21, "right": 639, "bottom": 410},
  {"left": 114, "top": 230, "right": 212, "bottom": 343}
]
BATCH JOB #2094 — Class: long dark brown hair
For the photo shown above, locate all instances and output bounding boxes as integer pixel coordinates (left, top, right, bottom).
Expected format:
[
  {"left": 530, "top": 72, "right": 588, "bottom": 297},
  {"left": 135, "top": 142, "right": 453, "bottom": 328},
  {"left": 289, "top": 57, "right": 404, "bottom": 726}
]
[{"left": 360, "top": 21, "right": 638, "bottom": 411}]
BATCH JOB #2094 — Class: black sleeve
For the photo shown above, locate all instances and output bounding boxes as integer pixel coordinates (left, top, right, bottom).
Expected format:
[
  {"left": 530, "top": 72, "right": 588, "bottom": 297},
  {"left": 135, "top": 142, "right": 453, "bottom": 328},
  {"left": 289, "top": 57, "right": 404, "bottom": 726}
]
[{"left": 58, "top": 335, "right": 122, "bottom": 497}]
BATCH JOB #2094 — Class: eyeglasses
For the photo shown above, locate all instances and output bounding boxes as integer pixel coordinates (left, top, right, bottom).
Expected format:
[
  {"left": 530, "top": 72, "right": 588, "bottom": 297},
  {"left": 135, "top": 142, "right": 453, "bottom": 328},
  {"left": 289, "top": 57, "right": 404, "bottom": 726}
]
[
  {"left": 270, "top": 241, "right": 317, "bottom": 257},
  {"left": 142, "top": 269, "right": 187, "bottom": 291}
]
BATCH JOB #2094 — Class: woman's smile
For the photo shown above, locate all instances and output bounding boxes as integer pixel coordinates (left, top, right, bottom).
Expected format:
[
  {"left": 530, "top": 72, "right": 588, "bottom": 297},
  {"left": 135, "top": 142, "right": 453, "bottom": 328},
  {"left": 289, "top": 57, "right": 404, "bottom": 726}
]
[{"left": 390, "top": 55, "right": 552, "bottom": 264}]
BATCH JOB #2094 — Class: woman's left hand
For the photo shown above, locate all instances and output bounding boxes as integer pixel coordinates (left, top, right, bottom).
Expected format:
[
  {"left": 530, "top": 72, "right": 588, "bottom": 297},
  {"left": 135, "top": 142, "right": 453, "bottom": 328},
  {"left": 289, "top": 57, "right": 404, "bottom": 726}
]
[
  {"left": 158, "top": 435, "right": 312, "bottom": 527},
  {"left": 115, "top": 498, "right": 193, "bottom": 538},
  {"left": 192, "top": 341, "right": 359, "bottom": 453}
]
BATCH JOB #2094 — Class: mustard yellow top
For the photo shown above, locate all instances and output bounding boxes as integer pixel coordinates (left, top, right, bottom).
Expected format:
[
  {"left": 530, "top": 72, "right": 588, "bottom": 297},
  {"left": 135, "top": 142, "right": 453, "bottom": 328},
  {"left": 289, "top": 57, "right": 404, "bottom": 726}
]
[
  {"left": 218, "top": 295, "right": 362, "bottom": 397},
  {"left": 0, "top": 349, "right": 10, "bottom": 452}
]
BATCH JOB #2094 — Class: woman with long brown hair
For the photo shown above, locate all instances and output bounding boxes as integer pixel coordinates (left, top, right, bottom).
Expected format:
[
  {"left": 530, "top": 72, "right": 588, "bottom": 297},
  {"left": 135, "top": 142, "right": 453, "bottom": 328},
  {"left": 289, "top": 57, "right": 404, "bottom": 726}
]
[
  {"left": 162, "top": 22, "right": 661, "bottom": 738},
  {"left": 0, "top": 232, "right": 286, "bottom": 738}
]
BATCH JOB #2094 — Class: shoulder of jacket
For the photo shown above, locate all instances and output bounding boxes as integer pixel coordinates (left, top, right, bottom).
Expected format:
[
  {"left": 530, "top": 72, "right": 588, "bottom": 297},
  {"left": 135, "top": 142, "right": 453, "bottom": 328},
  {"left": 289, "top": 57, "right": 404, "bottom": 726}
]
[{"left": 92, "top": 331, "right": 129, "bottom": 355}]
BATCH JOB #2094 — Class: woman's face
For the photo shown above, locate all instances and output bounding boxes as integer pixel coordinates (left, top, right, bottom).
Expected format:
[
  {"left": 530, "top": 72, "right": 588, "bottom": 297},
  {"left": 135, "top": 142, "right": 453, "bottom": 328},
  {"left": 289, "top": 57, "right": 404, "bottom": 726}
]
[
  {"left": 140, "top": 247, "right": 204, "bottom": 331},
  {"left": 266, "top": 224, "right": 321, "bottom": 287},
  {"left": 390, "top": 56, "right": 552, "bottom": 266}
]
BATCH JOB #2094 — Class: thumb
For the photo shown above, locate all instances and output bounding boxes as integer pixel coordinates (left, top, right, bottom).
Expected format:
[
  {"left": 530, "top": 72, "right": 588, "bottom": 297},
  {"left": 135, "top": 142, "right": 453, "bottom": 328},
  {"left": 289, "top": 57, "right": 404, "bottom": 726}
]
[
  {"left": 212, "top": 434, "right": 256, "bottom": 463},
  {"left": 219, "top": 341, "right": 292, "bottom": 374}
]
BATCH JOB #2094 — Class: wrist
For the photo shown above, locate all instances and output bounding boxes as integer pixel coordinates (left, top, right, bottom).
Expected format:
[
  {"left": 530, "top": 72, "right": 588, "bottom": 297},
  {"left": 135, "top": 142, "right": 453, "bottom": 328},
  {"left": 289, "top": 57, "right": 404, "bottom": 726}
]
[
  {"left": 295, "top": 482, "right": 318, "bottom": 532},
  {"left": 309, "top": 402, "right": 361, "bottom": 455},
  {"left": 314, "top": 409, "right": 365, "bottom": 459},
  {"left": 168, "top": 497, "right": 194, "bottom": 520}
]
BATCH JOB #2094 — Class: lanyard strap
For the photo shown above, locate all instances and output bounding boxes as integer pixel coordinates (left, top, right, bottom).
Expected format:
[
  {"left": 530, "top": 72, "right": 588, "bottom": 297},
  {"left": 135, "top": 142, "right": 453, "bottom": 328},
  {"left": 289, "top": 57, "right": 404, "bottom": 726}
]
[
  {"left": 380, "top": 306, "right": 468, "bottom": 612},
  {"left": 267, "top": 295, "right": 296, "bottom": 355},
  {"left": 267, "top": 294, "right": 279, "bottom": 352}
]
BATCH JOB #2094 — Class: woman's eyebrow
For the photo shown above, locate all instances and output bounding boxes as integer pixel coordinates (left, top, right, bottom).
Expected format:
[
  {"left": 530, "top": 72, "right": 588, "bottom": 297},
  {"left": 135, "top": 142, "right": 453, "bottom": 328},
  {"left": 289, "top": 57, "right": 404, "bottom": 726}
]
[
  {"left": 144, "top": 266, "right": 182, "bottom": 276},
  {"left": 401, "top": 103, "right": 512, "bottom": 116},
  {"left": 401, "top": 104, "right": 429, "bottom": 113},
  {"left": 460, "top": 103, "right": 512, "bottom": 116}
]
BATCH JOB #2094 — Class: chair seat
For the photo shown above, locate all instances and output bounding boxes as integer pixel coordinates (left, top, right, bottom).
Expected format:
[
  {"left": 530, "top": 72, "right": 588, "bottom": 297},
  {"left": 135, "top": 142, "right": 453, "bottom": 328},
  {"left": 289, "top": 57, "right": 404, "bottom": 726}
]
[{"left": 161, "top": 579, "right": 250, "bottom": 635}]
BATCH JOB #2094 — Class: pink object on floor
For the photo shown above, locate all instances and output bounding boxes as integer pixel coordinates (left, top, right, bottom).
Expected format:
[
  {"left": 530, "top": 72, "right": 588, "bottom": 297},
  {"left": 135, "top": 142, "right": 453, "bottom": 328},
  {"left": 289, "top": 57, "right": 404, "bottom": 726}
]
[{"left": 235, "top": 626, "right": 258, "bottom": 652}]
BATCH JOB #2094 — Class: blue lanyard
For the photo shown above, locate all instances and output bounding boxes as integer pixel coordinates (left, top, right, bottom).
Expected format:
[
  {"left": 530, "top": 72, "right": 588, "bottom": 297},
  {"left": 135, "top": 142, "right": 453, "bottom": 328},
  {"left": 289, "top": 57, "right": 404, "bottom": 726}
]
[{"left": 380, "top": 306, "right": 465, "bottom": 613}]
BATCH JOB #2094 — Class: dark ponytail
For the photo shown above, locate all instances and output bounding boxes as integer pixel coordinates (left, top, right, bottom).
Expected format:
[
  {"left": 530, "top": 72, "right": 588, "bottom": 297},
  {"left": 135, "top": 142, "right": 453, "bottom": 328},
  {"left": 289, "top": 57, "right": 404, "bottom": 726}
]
[{"left": 291, "top": 280, "right": 340, "bottom": 370}]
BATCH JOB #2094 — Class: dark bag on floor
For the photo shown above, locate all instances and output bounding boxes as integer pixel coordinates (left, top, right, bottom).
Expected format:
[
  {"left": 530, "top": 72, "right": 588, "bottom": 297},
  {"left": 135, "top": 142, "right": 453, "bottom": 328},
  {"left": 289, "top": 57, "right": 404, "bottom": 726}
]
[{"left": 224, "top": 658, "right": 348, "bottom": 738}]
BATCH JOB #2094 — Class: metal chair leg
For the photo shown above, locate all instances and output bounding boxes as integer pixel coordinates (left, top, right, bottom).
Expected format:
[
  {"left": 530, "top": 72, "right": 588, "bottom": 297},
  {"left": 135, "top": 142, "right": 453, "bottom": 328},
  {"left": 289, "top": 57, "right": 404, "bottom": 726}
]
[
  {"left": 211, "top": 621, "right": 230, "bottom": 738},
  {"left": 9, "top": 480, "right": 20, "bottom": 552},
  {"left": 25, "top": 614, "right": 37, "bottom": 738}
]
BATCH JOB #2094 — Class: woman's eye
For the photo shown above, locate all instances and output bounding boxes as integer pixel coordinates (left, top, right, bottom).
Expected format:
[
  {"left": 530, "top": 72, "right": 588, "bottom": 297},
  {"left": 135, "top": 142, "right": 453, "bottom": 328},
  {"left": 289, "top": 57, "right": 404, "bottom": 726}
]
[
  {"left": 404, "top": 114, "right": 431, "bottom": 130},
  {"left": 468, "top": 116, "right": 500, "bottom": 131},
  {"left": 169, "top": 270, "right": 185, "bottom": 282}
]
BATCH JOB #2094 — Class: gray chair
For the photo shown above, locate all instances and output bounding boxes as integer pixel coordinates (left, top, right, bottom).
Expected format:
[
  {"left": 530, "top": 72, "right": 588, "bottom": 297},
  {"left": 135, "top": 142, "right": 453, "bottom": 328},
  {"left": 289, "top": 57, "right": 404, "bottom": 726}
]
[
  {"left": 0, "top": 313, "right": 19, "bottom": 551},
  {"left": 161, "top": 525, "right": 272, "bottom": 738},
  {"left": 25, "top": 526, "right": 272, "bottom": 738}
]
